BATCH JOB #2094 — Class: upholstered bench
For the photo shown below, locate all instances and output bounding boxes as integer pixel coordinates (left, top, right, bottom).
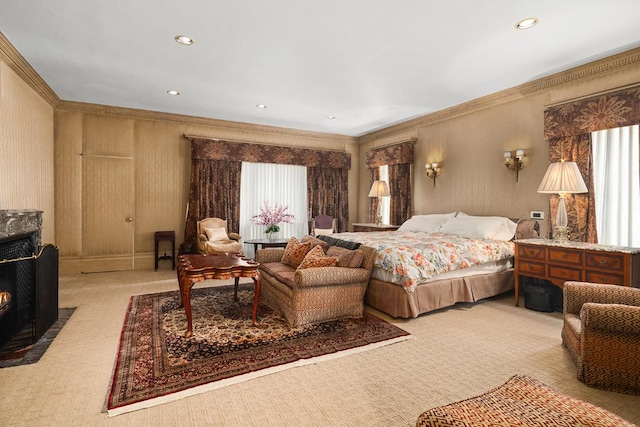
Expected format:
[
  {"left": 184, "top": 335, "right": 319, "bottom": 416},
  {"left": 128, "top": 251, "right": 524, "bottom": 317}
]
[{"left": 416, "top": 374, "right": 634, "bottom": 427}]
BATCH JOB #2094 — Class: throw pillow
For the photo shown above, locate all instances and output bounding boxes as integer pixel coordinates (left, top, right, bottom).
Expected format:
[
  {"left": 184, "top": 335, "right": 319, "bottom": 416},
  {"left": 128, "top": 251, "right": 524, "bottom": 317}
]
[
  {"left": 301, "top": 235, "right": 330, "bottom": 252},
  {"left": 298, "top": 245, "right": 339, "bottom": 269},
  {"left": 326, "top": 246, "right": 364, "bottom": 268},
  {"left": 204, "top": 227, "right": 228, "bottom": 241},
  {"left": 281, "top": 237, "right": 313, "bottom": 268}
]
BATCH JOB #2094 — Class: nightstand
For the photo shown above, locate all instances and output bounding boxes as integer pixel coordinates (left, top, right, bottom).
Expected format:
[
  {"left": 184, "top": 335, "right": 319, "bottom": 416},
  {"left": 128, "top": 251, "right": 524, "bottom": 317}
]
[
  {"left": 514, "top": 239, "right": 640, "bottom": 306},
  {"left": 352, "top": 223, "right": 400, "bottom": 232}
]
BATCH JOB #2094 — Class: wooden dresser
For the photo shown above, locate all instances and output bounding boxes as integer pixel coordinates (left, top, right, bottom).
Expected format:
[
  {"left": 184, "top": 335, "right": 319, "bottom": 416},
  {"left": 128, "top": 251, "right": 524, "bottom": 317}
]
[
  {"left": 352, "top": 223, "right": 400, "bottom": 232},
  {"left": 514, "top": 239, "right": 640, "bottom": 306}
]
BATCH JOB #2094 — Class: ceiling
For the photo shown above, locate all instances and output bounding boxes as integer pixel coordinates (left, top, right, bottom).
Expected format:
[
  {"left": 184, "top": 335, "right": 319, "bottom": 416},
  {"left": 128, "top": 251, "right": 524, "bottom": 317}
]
[{"left": 2, "top": 1, "right": 640, "bottom": 137}]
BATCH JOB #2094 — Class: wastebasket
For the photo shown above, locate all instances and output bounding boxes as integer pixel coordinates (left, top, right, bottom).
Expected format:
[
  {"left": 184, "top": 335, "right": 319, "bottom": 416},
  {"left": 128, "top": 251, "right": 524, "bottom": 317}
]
[{"left": 523, "top": 280, "right": 562, "bottom": 312}]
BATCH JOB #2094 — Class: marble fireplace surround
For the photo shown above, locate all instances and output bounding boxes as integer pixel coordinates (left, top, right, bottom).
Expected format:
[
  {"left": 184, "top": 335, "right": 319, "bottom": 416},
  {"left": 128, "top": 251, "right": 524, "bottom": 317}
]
[{"left": 0, "top": 209, "right": 43, "bottom": 247}]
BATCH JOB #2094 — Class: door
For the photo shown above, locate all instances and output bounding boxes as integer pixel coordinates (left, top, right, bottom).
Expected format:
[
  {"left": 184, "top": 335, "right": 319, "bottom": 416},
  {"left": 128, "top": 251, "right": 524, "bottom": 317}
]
[{"left": 82, "top": 154, "right": 135, "bottom": 272}]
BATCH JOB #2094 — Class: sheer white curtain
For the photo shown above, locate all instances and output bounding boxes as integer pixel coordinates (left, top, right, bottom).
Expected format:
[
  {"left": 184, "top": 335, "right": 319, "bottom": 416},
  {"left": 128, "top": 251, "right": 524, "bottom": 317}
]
[
  {"left": 240, "top": 162, "right": 307, "bottom": 258},
  {"left": 592, "top": 124, "right": 640, "bottom": 246}
]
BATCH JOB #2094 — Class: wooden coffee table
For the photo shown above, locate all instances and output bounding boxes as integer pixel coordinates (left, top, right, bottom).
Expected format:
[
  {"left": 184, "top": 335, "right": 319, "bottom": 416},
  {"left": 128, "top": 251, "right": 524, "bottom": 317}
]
[{"left": 176, "top": 253, "right": 261, "bottom": 337}]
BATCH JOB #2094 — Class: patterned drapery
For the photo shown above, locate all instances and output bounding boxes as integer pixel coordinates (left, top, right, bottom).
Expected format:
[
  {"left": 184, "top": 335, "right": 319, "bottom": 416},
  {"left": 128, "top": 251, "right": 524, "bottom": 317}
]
[
  {"left": 543, "top": 84, "right": 640, "bottom": 242},
  {"left": 544, "top": 86, "right": 640, "bottom": 140},
  {"left": 307, "top": 167, "right": 349, "bottom": 232},
  {"left": 368, "top": 168, "right": 381, "bottom": 224},
  {"left": 389, "top": 163, "right": 412, "bottom": 225},
  {"left": 547, "top": 135, "right": 596, "bottom": 242},
  {"left": 184, "top": 137, "right": 351, "bottom": 246},
  {"left": 366, "top": 141, "right": 414, "bottom": 225},
  {"left": 189, "top": 137, "right": 351, "bottom": 168},
  {"left": 184, "top": 159, "right": 242, "bottom": 245}
]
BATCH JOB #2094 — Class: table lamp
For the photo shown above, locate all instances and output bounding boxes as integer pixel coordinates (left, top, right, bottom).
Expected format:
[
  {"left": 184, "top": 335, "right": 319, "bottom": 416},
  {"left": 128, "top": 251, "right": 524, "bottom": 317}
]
[
  {"left": 368, "top": 180, "right": 390, "bottom": 225},
  {"left": 537, "top": 160, "right": 588, "bottom": 241}
]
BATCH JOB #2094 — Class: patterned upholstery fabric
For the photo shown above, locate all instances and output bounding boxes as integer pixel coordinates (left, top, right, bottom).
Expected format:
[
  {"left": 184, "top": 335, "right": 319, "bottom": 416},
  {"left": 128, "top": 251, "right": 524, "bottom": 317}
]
[
  {"left": 301, "top": 235, "right": 330, "bottom": 252},
  {"left": 196, "top": 217, "right": 243, "bottom": 255},
  {"left": 326, "top": 246, "right": 364, "bottom": 268},
  {"left": 256, "top": 245, "right": 376, "bottom": 328},
  {"left": 298, "top": 245, "right": 339, "bottom": 269},
  {"left": 416, "top": 374, "right": 635, "bottom": 426},
  {"left": 562, "top": 281, "right": 640, "bottom": 395},
  {"left": 281, "top": 237, "right": 313, "bottom": 268}
]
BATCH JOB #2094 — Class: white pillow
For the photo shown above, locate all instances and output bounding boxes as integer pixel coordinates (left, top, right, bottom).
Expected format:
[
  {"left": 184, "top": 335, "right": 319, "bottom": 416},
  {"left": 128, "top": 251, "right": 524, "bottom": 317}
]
[
  {"left": 441, "top": 216, "right": 517, "bottom": 240},
  {"left": 204, "top": 227, "right": 229, "bottom": 241},
  {"left": 314, "top": 228, "right": 334, "bottom": 236},
  {"left": 398, "top": 215, "right": 451, "bottom": 232},
  {"left": 413, "top": 212, "right": 456, "bottom": 218}
]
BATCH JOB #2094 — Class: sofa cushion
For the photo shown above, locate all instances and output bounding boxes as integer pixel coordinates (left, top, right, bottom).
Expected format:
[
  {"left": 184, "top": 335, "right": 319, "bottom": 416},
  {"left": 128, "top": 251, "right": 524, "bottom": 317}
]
[
  {"left": 298, "top": 245, "right": 339, "bottom": 270},
  {"left": 260, "top": 262, "right": 296, "bottom": 287},
  {"left": 301, "top": 235, "right": 330, "bottom": 252},
  {"left": 326, "top": 246, "right": 364, "bottom": 268},
  {"left": 281, "top": 237, "right": 313, "bottom": 268}
]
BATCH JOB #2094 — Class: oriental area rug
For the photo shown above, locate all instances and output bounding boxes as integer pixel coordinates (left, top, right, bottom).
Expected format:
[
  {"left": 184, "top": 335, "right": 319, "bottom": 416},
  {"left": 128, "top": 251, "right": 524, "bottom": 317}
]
[{"left": 105, "top": 284, "right": 411, "bottom": 416}]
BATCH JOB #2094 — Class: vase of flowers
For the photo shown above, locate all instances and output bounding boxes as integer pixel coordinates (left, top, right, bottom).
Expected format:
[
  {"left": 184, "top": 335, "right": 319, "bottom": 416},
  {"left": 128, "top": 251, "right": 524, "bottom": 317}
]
[{"left": 252, "top": 202, "right": 295, "bottom": 240}]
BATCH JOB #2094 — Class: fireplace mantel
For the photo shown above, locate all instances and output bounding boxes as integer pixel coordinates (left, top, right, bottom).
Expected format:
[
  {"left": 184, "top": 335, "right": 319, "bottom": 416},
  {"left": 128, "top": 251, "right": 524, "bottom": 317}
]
[{"left": 0, "top": 209, "right": 42, "bottom": 247}]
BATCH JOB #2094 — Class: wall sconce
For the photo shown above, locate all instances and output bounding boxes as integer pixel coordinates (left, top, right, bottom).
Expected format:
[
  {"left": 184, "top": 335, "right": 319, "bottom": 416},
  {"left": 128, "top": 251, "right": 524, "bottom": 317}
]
[
  {"left": 424, "top": 162, "right": 440, "bottom": 187},
  {"left": 504, "top": 149, "right": 525, "bottom": 182}
]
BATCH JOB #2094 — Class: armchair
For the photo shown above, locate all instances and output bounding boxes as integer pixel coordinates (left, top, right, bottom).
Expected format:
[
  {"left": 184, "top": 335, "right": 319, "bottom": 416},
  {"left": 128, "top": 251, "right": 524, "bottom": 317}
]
[
  {"left": 309, "top": 214, "right": 337, "bottom": 236},
  {"left": 562, "top": 281, "right": 640, "bottom": 395},
  {"left": 196, "top": 218, "right": 243, "bottom": 255}
]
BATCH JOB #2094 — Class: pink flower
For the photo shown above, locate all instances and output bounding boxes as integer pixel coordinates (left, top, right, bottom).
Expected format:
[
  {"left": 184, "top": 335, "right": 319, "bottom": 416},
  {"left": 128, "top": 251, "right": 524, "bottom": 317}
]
[{"left": 252, "top": 202, "right": 295, "bottom": 233}]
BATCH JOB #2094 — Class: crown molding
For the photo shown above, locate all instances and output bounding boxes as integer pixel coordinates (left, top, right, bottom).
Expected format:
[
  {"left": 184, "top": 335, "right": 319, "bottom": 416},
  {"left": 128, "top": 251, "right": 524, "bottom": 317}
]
[
  {"left": 56, "top": 100, "right": 357, "bottom": 145},
  {"left": 0, "top": 32, "right": 59, "bottom": 107},
  {"left": 359, "top": 47, "right": 640, "bottom": 144}
]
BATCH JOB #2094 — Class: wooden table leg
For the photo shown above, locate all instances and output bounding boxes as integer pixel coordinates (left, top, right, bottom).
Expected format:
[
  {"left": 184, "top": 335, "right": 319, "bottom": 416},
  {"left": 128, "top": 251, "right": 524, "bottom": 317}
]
[
  {"left": 179, "top": 278, "right": 195, "bottom": 338},
  {"left": 514, "top": 273, "right": 520, "bottom": 307},
  {"left": 252, "top": 274, "right": 261, "bottom": 327},
  {"left": 233, "top": 277, "right": 239, "bottom": 301}
]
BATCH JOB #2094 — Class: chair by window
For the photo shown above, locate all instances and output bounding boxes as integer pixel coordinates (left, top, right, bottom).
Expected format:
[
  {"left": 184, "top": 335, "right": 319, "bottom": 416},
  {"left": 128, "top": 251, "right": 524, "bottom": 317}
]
[
  {"left": 309, "top": 215, "right": 337, "bottom": 236},
  {"left": 196, "top": 218, "right": 243, "bottom": 255},
  {"left": 562, "top": 281, "right": 640, "bottom": 395}
]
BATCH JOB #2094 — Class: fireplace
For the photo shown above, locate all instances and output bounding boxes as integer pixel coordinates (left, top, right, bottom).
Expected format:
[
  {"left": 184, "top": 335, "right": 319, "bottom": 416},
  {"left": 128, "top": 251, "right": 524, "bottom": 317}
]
[{"left": 0, "top": 210, "right": 58, "bottom": 348}]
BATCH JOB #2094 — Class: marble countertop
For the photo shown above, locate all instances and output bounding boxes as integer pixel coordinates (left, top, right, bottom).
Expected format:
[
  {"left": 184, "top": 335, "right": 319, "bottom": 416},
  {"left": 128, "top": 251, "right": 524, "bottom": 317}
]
[{"left": 516, "top": 238, "right": 640, "bottom": 254}]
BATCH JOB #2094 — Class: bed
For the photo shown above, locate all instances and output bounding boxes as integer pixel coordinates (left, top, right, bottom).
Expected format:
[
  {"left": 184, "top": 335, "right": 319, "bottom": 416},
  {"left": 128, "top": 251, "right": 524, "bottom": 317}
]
[{"left": 329, "top": 214, "right": 539, "bottom": 318}]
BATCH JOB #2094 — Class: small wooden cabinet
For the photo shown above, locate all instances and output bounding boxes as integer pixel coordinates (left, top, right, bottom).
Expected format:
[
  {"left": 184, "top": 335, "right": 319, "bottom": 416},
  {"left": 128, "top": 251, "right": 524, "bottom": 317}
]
[
  {"left": 514, "top": 239, "right": 640, "bottom": 306},
  {"left": 352, "top": 223, "right": 400, "bottom": 232}
]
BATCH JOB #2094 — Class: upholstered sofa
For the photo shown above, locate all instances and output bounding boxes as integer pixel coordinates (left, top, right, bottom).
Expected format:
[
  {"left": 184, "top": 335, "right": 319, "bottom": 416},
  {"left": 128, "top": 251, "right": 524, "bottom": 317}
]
[
  {"left": 562, "top": 281, "right": 640, "bottom": 395},
  {"left": 256, "top": 235, "right": 376, "bottom": 328}
]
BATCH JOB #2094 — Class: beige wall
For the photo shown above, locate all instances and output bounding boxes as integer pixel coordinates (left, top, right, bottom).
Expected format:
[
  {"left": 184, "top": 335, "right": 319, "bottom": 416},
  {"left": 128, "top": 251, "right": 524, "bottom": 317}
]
[
  {"left": 358, "top": 48, "right": 640, "bottom": 239},
  {"left": 0, "top": 60, "right": 55, "bottom": 243},
  {"left": 3, "top": 29, "right": 640, "bottom": 273},
  {"left": 54, "top": 104, "right": 359, "bottom": 273}
]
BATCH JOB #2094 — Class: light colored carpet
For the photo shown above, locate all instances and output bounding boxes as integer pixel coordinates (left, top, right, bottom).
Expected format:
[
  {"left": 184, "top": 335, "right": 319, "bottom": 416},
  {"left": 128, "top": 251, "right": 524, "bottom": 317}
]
[{"left": 0, "top": 269, "right": 638, "bottom": 426}]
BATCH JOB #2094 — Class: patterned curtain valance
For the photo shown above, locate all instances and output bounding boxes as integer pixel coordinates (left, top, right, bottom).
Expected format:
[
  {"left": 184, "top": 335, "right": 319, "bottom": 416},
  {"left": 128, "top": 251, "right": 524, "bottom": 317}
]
[
  {"left": 187, "top": 137, "right": 351, "bottom": 169},
  {"left": 365, "top": 141, "right": 414, "bottom": 168},
  {"left": 544, "top": 85, "right": 640, "bottom": 140}
]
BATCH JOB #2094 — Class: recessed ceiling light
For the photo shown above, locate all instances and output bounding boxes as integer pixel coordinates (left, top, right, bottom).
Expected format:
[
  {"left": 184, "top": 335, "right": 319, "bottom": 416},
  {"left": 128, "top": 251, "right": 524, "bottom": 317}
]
[
  {"left": 327, "top": 116, "right": 336, "bottom": 120},
  {"left": 515, "top": 17, "right": 539, "bottom": 30},
  {"left": 166, "top": 90, "right": 180, "bottom": 96},
  {"left": 174, "top": 35, "right": 194, "bottom": 45},
  {"left": 256, "top": 104, "right": 267, "bottom": 109}
]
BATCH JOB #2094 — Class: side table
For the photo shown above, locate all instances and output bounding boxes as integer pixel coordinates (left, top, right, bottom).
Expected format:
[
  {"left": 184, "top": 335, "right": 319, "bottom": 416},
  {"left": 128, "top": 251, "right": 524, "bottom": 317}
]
[
  {"left": 352, "top": 223, "right": 400, "bottom": 232},
  {"left": 244, "top": 238, "right": 289, "bottom": 253},
  {"left": 155, "top": 231, "right": 175, "bottom": 271},
  {"left": 514, "top": 238, "right": 640, "bottom": 306}
]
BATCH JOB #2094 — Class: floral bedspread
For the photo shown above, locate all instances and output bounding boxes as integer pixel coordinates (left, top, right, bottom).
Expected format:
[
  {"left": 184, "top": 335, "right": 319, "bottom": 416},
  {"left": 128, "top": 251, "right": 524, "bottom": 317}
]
[{"left": 332, "top": 231, "right": 514, "bottom": 293}]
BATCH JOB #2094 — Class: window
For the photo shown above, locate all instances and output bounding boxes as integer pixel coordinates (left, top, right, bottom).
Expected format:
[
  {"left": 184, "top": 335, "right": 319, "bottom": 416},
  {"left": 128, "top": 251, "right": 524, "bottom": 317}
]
[
  {"left": 239, "top": 162, "right": 307, "bottom": 257},
  {"left": 591, "top": 124, "right": 640, "bottom": 246},
  {"left": 379, "top": 165, "right": 390, "bottom": 225}
]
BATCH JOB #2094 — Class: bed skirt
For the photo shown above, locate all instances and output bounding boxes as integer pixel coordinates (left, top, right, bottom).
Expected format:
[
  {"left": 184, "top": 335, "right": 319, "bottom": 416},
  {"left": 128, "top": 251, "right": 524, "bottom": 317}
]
[{"left": 365, "top": 269, "right": 514, "bottom": 318}]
